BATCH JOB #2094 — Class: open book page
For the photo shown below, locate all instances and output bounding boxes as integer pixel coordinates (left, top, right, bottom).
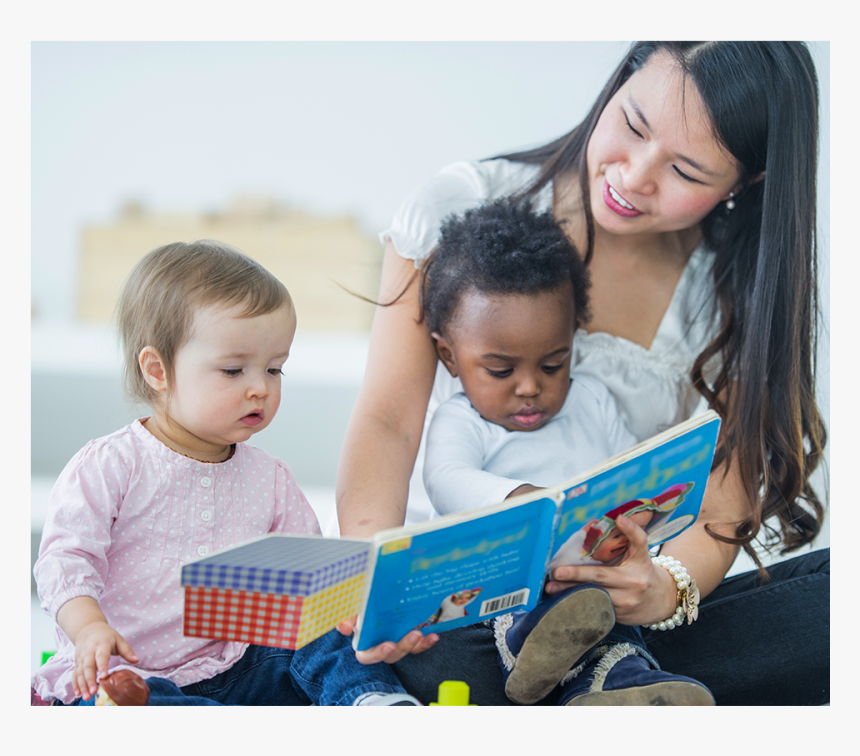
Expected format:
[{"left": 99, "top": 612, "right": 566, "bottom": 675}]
[
  {"left": 354, "top": 496, "right": 557, "bottom": 651},
  {"left": 549, "top": 412, "right": 721, "bottom": 570}
]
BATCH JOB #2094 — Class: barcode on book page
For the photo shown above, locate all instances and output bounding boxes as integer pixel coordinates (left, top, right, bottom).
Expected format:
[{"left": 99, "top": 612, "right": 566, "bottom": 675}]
[{"left": 479, "top": 589, "right": 530, "bottom": 616}]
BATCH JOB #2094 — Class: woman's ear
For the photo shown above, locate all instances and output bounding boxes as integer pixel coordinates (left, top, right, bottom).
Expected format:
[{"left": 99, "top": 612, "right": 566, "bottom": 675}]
[
  {"left": 727, "top": 171, "right": 765, "bottom": 199},
  {"left": 430, "top": 332, "right": 458, "bottom": 378},
  {"left": 139, "top": 346, "right": 168, "bottom": 393}
]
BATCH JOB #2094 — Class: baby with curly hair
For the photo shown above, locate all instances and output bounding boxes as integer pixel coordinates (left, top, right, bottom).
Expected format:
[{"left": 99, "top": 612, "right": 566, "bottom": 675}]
[
  {"left": 418, "top": 198, "right": 714, "bottom": 706},
  {"left": 420, "top": 197, "right": 635, "bottom": 516}
]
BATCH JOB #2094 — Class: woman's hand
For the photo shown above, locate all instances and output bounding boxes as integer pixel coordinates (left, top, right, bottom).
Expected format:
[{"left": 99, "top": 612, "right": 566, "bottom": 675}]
[
  {"left": 544, "top": 514, "right": 677, "bottom": 626},
  {"left": 337, "top": 616, "right": 439, "bottom": 665},
  {"left": 72, "top": 621, "right": 139, "bottom": 700}
]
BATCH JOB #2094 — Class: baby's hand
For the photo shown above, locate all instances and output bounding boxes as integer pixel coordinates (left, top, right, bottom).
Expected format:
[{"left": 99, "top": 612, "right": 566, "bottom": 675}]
[
  {"left": 336, "top": 616, "right": 438, "bottom": 665},
  {"left": 506, "top": 484, "right": 543, "bottom": 499},
  {"left": 73, "top": 622, "right": 139, "bottom": 701},
  {"left": 354, "top": 631, "right": 439, "bottom": 665}
]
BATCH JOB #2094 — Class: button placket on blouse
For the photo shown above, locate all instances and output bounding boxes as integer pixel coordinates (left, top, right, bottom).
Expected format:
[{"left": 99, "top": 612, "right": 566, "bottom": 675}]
[{"left": 195, "top": 471, "right": 216, "bottom": 558}]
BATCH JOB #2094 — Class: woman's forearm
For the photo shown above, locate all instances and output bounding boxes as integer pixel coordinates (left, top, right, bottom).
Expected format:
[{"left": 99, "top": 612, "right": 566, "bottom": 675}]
[
  {"left": 336, "top": 411, "right": 422, "bottom": 536},
  {"left": 335, "top": 242, "right": 438, "bottom": 538},
  {"left": 658, "top": 458, "right": 748, "bottom": 601},
  {"left": 658, "top": 521, "right": 740, "bottom": 602}
]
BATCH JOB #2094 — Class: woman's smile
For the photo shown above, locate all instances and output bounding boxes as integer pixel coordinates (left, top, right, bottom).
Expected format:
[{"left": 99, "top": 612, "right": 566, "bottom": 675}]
[{"left": 603, "top": 180, "right": 642, "bottom": 217}]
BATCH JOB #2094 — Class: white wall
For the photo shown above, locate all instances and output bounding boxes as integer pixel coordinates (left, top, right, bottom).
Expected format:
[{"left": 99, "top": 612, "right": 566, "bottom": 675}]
[
  {"left": 31, "top": 41, "right": 634, "bottom": 320},
  {"left": 29, "top": 39, "right": 830, "bottom": 514},
  {"left": 30, "top": 41, "right": 829, "bottom": 326}
]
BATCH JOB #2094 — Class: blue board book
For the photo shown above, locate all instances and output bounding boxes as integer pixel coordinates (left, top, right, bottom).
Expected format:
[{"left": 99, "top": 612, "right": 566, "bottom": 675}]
[
  {"left": 352, "top": 410, "right": 720, "bottom": 650},
  {"left": 180, "top": 412, "right": 720, "bottom": 652}
]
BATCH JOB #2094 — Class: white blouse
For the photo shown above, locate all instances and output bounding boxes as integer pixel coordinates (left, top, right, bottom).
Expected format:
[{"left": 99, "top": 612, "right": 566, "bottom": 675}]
[{"left": 381, "top": 159, "right": 722, "bottom": 525}]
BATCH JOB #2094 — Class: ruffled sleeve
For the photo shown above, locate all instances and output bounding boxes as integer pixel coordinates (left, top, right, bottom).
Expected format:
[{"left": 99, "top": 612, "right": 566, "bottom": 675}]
[
  {"left": 34, "top": 438, "right": 129, "bottom": 619},
  {"left": 271, "top": 457, "right": 322, "bottom": 536},
  {"left": 380, "top": 159, "right": 548, "bottom": 266}
]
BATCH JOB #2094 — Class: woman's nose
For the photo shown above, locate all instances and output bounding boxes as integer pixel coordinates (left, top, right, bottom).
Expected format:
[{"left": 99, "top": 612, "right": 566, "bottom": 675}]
[{"left": 620, "top": 148, "right": 658, "bottom": 196}]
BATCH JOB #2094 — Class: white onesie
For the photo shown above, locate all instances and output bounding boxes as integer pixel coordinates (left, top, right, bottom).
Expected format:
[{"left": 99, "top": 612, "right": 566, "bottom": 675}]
[{"left": 424, "top": 373, "right": 638, "bottom": 516}]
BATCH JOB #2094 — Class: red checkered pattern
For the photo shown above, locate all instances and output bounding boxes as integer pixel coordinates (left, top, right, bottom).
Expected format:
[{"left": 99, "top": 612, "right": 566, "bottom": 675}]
[{"left": 183, "top": 585, "right": 306, "bottom": 649}]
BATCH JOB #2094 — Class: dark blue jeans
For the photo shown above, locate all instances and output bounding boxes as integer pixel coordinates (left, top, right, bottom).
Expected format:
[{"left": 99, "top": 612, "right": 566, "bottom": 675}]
[
  {"left": 77, "top": 629, "right": 405, "bottom": 706},
  {"left": 392, "top": 548, "right": 830, "bottom": 705}
]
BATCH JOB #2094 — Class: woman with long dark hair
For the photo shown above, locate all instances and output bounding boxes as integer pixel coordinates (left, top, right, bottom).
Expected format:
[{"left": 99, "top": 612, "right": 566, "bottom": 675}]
[{"left": 336, "top": 42, "right": 828, "bottom": 705}]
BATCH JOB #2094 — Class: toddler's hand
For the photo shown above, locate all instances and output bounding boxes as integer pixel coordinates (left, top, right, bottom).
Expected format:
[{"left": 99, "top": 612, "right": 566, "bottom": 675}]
[{"left": 73, "top": 622, "right": 139, "bottom": 701}]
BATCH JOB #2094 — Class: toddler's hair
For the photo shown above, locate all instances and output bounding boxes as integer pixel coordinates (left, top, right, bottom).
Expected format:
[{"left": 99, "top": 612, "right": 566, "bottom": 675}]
[
  {"left": 419, "top": 198, "right": 591, "bottom": 336},
  {"left": 115, "top": 239, "right": 292, "bottom": 404}
]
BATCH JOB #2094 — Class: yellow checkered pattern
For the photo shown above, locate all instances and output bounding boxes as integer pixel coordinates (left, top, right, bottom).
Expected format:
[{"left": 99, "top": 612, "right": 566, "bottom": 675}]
[{"left": 295, "top": 572, "right": 366, "bottom": 649}]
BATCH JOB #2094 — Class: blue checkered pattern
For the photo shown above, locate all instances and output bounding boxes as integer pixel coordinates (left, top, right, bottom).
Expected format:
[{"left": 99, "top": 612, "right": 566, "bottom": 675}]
[{"left": 180, "top": 535, "right": 370, "bottom": 596}]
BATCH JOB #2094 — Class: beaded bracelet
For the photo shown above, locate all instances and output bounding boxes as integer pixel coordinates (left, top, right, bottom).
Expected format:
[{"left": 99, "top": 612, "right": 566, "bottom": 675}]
[{"left": 643, "top": 555, "right": 700, "bottom": 631}]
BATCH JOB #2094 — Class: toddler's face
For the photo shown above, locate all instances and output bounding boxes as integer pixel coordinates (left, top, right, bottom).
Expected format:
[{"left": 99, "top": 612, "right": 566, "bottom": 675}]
[
  {"left": 435, "top": 283, "right": 576, "bottom": 433},
  {"left": 156, "top": 302, "right": 296, "bottom": 459}
]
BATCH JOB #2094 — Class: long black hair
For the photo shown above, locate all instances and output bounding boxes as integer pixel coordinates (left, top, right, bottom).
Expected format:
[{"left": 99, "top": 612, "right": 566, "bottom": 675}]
[{"left": 500, "top": 42, "right": 826, "bottom": 564}]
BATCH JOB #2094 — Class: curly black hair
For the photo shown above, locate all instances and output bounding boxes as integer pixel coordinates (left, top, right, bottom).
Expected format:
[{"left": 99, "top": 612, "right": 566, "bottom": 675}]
[{"left": 419, "top": 197, "right": 591, "bottom": 336}]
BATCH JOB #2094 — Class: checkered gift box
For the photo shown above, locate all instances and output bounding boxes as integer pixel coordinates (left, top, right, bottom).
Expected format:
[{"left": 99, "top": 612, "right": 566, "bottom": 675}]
[{"left": 181, "top": 534, "right": 370, "bottom": 650}]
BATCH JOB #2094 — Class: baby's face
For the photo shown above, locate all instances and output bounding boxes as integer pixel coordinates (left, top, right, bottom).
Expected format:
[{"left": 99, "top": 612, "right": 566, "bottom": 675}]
[
  {"left": 591, "top": 509, "right": 654, "bottom": 563},
  {"left": 149, "top": 302, "right": 296, "bottom": 461},
  {"left": 438, "top": 284, "right": 576, "bottom": 433}
]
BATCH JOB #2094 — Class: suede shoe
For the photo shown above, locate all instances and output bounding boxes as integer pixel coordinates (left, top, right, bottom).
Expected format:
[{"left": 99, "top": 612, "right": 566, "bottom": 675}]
[
  {"left": 497, "top": 585, "right": 615, "bottom": 705},
  {"left": 559, "top": 644, "right": 715, "bottom": 706}
]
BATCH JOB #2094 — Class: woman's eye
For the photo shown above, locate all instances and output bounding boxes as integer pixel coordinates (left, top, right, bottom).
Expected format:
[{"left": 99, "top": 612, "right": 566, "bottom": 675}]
[
  {"left": 542, "top": 364, "right": 564, "bottom": 374},
  {"left": 486, "top": 368, "right": 513, "bottom": 378},
  {"left": 623, "top": 112, "right": 643, "bottom": 138},
  {"left": 673, "top": 166, "right": 701, "bottom": 184}
]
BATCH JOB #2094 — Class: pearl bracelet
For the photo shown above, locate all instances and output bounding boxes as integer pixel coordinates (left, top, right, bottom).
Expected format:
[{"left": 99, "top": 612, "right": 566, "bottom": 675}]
[{"left": 643, "top": 555, "right": 700, "bottom": 631}]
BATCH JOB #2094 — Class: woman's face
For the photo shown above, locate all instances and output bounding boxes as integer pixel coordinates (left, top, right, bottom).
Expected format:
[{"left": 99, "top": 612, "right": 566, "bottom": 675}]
[{"left": 586, "top": 50, "right": 744, "bottom": 239}]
